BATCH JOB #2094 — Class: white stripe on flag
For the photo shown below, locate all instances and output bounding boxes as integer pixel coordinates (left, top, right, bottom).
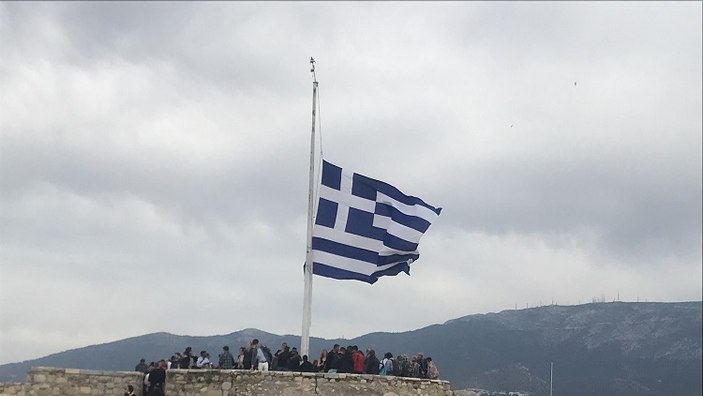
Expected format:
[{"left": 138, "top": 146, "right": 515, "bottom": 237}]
[
  {"left": 319, "top": 185, "right": 376, "bottom": 213},
  {"left": 313, "top": 250, "right": 404, "bottom": 277},
  {"left": 376, "top": 191, "right": 440, "bottom": 222},
  {"left": 312, "top": 225, "right": 419, "bottom": 256},
  {"left": 373, "top": 215, "right": 425, "bottom": 244}
]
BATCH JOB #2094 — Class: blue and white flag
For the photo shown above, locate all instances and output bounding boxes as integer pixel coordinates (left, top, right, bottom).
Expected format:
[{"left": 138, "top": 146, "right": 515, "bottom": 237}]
[{"left": 311, "top": 160, "right": 442, "bottom": 284}]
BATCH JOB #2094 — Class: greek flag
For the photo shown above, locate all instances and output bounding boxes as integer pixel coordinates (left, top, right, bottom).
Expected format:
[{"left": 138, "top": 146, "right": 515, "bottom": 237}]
[{"left": 311, "top": 160, "right": 442, "bottom": 284}]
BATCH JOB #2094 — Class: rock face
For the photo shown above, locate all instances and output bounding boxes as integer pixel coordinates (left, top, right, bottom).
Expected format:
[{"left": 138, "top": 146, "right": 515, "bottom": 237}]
[
  {"left": 440, "top": 301, "right": 702, "bottom": 395},
  {"left": 447, "top": 301, "right": 702, "bottom": 360}
]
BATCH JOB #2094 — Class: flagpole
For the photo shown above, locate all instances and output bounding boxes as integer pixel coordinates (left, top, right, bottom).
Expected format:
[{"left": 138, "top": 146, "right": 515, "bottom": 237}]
[{"left": 301, "top": 57, "right": 318, "bottom": 358}]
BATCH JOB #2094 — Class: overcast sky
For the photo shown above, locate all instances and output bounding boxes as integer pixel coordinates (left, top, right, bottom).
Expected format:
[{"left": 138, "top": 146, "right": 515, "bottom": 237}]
[{"left": 1, "top": 2, "right": 701, "bottom": 365}]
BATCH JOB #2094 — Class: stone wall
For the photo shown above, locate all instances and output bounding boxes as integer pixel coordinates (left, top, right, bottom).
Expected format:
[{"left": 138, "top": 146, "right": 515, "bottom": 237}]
[
  {"left": 0, "top": 367, "right": 143, "bottom": 396},
  {"left": 166, "top": 369, "right": 454, "bottom": 396},
  {"left": 1, "top": 367, "right": 455, "bottom": 396}
]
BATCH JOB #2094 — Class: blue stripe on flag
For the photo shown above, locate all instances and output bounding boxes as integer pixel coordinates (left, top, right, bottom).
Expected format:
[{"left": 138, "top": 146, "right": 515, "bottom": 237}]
[
  {"left": 312, "top": 236, "right": 419, "bottom": 265},
  {"left": 312, "top": 237, "right": 379, "bottom": 263},
  {"left": 353, "top": 173, "right": 442, "bottom": 215},
  {"left": 374, "top": 202, "right": 432, "bottom": 233},
  {"left": 377, "top": 253, "right": 419, "bottom": 265},
  {"left": 313, "top": 262, "right": 375, "bottom": 283},
  {"left": 313, "top": 261, "right": 411, "bottom": 284},
  {"left": 382, "top": 233, "right": 418, "bottom": 252}
]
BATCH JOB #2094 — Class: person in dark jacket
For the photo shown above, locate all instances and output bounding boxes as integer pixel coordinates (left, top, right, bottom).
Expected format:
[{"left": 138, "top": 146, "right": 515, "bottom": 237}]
[
  {"left": 336, "top": 347, "right": 354, "bottom": 373},
  {"left": 169, "top": 354, "right": 180, "bottom": 370},
  {"left": 180, "top": 347, "right": 195, "bottom": 369},
  {"left": 135, "top": 358, "right": 148, "bottom": 374},
  {"left": 287, "top": 347, "right": 301, "bottom": 371},
  {"left": 274, "top": 342, "right": 290, "bottom": 371},
  {"left": 218, "top": 346, "right": 235, "bottom": 369},
  {"left": 418, "top": 353, "right": 428, "bottom": 378},
  {"left": 364, "top": 349, "right": 380, "bottom": 374},
  {"left": 242, "top": 342, "right": 253, "bottom": 369},
  {"left": 299, "top": 355, "right": 315, "bottom": 372},
  {"left": 324, "top": 344, "right": 340, "bottom": 372},
  {"left": 147, "top": 360, "right": 167, "bottom": 396}
]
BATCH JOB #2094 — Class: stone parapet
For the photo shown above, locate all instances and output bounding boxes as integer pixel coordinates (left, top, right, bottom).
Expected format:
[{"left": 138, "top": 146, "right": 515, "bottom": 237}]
[
  {"left": 2, "top": 367, "right": 454, "bottom": 396},
  {"left": 0, "top": 383, "right": 24, "bottom": 396},
  {"left": 166, "top": 369, "right": 454, "bottom": 396},
  {"left": 0, "top": 367, "right": 143, "bottom": 396}
]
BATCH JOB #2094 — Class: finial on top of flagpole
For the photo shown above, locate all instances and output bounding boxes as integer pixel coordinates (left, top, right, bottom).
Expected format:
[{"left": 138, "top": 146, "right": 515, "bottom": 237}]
[{"left": 310, "top": 57, "right": 317, "bottom": 83}]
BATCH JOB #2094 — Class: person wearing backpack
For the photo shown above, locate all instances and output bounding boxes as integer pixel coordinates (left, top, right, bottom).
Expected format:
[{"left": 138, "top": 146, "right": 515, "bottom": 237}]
[
  {"left": 261, "top": 345, "right": 273, "bottom": 366},
  {"left": 180, "top": 347, "right": 195, "bottom": 369},
  {"left": 380, "top": 352, "right": 393, "bottom": 376},
  {"left": 392, "top": 354, "right": 406, "bottom": 377}
]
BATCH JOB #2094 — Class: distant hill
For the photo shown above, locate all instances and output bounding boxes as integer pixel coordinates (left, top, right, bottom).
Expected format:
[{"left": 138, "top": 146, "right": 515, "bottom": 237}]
[{"left": 1, "top": 301, "right": 700, "bottom": 396}]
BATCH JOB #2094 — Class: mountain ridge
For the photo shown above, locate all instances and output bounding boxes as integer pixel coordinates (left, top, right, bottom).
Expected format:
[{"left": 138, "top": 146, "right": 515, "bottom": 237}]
[{"left": 1, "top": 301, "right": 700, "bottom": 396}]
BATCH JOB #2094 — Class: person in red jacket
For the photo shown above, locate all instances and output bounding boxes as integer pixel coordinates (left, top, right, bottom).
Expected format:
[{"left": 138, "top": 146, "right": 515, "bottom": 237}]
[{"left": 351, "top": 345, "right": 364, "bottom": 374}]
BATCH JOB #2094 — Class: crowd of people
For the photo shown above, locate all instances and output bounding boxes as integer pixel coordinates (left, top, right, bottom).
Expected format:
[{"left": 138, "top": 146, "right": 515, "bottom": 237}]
[
  {"left": 134, "top": 340, "right": 440, "bottom": 395},
  {"left": 310, "top": 343, "right": 439, "bottom": 379}
]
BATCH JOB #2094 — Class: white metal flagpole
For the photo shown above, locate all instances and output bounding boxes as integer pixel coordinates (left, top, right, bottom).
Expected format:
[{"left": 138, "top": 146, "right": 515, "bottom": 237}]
[{"left": 301, "top": 57, "right": 318, "bottom": 358}]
